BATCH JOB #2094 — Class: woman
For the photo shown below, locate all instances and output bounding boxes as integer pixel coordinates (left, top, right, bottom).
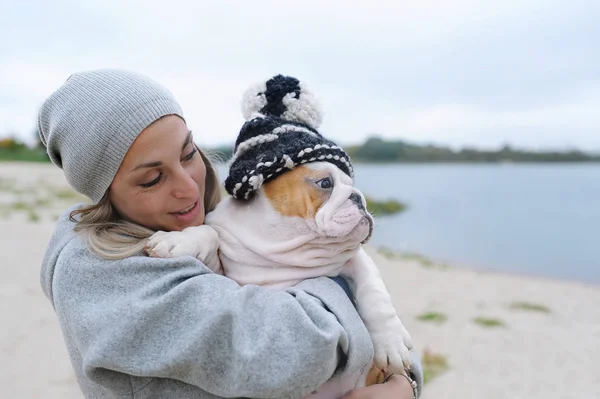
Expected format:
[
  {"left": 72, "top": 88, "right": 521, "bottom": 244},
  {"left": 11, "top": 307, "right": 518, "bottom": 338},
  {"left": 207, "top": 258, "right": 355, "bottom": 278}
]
[{"left": 38, "top": 69, "right": 421, "bottom": 398}]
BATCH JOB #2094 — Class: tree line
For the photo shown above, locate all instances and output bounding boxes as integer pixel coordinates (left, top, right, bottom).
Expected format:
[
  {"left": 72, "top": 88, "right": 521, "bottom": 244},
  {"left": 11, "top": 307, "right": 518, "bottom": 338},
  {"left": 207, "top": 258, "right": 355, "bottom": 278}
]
[
  {"left": 208, "top": 137, "right": 600, "bottom": 163},
  {"left": 2, "top": 134, "right": 599, "bottom": 163}
]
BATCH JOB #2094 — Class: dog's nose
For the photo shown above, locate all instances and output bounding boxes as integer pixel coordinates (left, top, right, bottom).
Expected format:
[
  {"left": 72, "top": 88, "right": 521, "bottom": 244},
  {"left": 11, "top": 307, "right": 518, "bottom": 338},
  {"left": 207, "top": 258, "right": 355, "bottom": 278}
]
[{"left": 349, "top": 192, "right": 363, "bottom": 207}]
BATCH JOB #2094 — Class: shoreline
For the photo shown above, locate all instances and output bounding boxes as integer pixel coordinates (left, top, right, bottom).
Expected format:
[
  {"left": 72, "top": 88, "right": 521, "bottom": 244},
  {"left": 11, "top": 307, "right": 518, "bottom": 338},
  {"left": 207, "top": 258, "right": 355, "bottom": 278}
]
[{"left": 375, "top": 246, "right": 600, "bottom": 288}]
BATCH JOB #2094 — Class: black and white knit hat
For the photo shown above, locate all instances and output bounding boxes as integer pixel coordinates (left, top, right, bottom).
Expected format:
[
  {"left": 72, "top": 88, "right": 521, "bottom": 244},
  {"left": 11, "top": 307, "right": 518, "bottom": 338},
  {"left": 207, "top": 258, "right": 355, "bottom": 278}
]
[{"left": 225, "top": 74, "right": 354, "bottom": 200}]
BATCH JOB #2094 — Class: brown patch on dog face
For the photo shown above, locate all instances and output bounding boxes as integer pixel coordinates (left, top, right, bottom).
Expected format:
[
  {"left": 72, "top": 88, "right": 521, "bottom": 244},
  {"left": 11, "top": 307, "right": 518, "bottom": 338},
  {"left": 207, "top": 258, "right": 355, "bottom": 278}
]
[{"left": 263, "top": 166, "right": 329, "bottom": 219}]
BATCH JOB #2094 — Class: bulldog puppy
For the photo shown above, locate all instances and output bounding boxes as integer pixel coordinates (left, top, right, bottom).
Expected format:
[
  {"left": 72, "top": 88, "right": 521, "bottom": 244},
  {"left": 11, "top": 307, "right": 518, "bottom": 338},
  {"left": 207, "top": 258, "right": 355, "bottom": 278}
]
[
  {"left": 146, "top": 74, "right": 414, "bottom": 397},
  {"left": 216, "top": 161, "right": 413, "bottom": 371}
]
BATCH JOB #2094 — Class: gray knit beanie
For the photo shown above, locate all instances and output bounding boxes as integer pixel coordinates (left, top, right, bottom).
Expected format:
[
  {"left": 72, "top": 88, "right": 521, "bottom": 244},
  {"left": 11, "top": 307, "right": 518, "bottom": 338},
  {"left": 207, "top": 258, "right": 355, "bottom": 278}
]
[{"left": 38, "top": 69, "right": 184, "bottom": 203}]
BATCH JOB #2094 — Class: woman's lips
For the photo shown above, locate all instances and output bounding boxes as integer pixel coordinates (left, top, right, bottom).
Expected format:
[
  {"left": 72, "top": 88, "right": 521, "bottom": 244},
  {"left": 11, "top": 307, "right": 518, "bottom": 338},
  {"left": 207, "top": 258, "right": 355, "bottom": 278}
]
[{"left": 170, "top": 200, "right": 200, "bottom": 222}]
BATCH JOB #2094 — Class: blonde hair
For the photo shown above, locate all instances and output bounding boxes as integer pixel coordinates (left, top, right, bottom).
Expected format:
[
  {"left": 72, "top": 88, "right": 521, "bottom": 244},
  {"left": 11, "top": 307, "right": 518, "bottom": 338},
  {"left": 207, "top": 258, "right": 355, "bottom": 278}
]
[{"left": 70, "top": 149, "right": 222, "bottom": 260}]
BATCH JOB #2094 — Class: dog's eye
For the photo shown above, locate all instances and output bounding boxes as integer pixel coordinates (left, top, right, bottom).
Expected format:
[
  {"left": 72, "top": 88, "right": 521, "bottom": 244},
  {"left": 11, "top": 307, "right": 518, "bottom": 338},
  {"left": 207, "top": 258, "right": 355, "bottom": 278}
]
[{"left": 317, "top": 178, "right": 333, "bottom": 189}]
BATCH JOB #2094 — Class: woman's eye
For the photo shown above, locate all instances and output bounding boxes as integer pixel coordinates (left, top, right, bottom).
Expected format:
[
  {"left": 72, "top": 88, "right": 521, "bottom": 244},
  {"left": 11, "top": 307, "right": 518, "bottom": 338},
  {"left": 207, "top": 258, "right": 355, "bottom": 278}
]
[
  {"left": 140, "top": 173, "right": 162, "bottom": 188},
  {"left": 317, "top": 178, "right": 333, "bottom": 189},
  {"left": 182, "top": 148, "right": 197, "bottom": 162}
]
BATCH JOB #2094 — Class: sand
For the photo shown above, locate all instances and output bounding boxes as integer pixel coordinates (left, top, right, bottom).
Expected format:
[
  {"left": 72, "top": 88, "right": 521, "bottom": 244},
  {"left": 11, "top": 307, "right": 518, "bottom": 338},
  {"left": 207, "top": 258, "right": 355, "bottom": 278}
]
[{"left": 1, "top": 161, "right": 599, "bottom": 398}]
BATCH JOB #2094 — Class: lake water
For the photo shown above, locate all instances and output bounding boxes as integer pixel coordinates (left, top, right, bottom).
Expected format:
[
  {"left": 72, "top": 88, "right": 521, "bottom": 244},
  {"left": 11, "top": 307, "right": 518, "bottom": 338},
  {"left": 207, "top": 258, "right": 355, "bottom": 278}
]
[{"left": 215, "top": 163, "right": 599, "bottom": 283}]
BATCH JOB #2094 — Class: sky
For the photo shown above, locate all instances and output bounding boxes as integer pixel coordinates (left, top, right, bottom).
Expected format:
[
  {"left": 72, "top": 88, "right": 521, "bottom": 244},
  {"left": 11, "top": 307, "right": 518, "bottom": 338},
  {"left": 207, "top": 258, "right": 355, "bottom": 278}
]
[{"left": 1, "top": 0, "right": 599, "bottom": 151}]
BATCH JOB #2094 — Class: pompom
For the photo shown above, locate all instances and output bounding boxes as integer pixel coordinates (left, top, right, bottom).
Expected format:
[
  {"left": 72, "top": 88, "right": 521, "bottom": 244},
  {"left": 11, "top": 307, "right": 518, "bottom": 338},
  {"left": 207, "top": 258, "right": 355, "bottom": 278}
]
[
  {"left": 241, "top": 81, "right": 268, "bottom": 121},
  {"left": 240, "top": 74, "right": 323, "bottom": 129}
]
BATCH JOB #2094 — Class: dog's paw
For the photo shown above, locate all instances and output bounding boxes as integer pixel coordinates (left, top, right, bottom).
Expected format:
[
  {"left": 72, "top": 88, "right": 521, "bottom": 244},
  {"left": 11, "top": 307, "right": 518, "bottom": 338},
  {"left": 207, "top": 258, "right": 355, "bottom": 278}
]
[
  {"left": 371, "top": 318, "right": 414, "bottom": 375},
  {"left": 145, "top": 225, "right": 219, "bottom": 263},
  {"left": 146, "top": 230, "right": 198, "bottom": 258}
]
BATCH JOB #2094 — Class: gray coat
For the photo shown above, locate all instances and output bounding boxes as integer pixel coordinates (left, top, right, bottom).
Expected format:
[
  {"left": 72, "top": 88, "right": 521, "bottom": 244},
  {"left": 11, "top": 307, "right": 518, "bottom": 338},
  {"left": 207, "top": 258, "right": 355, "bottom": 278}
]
[{"left": 41, "top": 207, "right": 421, "bottom": 398}]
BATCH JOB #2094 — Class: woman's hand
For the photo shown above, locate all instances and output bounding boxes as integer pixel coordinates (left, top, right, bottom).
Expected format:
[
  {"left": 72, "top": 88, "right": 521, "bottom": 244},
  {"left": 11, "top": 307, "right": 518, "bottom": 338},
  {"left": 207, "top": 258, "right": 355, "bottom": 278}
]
[{"left": 341, "top": 375, "right": 415, "bottom": 399}]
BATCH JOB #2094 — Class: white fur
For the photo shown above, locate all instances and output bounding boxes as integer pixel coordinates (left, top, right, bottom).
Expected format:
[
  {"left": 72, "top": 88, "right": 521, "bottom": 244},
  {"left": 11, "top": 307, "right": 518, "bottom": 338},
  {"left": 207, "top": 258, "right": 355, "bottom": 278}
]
[
  {"left": 341, "top": 249, "right": 413, "bottom": 371},
  {"left": 146, "top": 225, "right": 222, "bottom": 274}
]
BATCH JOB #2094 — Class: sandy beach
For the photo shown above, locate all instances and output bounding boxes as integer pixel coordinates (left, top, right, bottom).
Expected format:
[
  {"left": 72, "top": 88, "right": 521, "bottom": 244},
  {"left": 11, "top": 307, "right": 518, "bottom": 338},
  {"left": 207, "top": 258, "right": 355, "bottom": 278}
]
[{"left": 2, "top": 161, "right": 599, "bottom": 399}]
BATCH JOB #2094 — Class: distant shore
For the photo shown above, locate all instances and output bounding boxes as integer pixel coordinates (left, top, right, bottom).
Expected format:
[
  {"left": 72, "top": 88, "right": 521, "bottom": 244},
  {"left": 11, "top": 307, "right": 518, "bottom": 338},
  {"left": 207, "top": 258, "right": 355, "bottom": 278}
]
[
  {"left": 206, "top": 137, "right": 600, "bottom": 163},
  {"left": 3, "top": 134, "right": 600, "bottom": 164}
]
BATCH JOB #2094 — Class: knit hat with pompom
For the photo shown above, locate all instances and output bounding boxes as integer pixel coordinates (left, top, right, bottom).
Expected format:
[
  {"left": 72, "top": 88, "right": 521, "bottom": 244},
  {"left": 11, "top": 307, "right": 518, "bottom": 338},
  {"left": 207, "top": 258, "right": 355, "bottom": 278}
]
[{"left": 225, "top": 74, "right": 353, "bottom": 200}]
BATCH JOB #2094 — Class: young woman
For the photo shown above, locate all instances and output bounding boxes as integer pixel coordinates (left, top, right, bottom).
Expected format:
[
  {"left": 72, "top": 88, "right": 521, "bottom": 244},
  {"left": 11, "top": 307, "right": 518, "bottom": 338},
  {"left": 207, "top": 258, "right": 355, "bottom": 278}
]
[{"left": 38, "top": 69, "right": 421, "bottom": 398}]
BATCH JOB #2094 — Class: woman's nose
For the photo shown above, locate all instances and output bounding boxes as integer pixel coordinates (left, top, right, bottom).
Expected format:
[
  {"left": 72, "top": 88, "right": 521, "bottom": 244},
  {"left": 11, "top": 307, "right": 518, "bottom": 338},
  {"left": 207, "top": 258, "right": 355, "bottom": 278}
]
[{"left": 171, "top": 169, "right": 198, "bottom": 199}]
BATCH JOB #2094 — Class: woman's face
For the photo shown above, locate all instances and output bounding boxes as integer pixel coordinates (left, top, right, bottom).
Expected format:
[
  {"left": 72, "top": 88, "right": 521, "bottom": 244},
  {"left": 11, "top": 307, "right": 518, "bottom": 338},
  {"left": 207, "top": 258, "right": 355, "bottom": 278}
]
[{"left": 109, "top": 115, "right": 207, "bottom": 232}]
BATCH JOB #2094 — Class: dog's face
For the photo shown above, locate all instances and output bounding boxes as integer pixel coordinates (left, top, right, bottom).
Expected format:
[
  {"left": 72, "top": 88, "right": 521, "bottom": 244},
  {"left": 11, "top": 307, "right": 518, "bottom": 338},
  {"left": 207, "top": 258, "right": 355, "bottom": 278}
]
[{"left": 261, "top": 162, "right": 373, "bottom": 244}]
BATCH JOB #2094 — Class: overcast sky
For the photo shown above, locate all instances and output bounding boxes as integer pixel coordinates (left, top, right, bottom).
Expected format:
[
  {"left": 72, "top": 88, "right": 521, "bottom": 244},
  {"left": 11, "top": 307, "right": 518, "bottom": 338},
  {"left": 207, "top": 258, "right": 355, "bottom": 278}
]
[{"left": 1, "top": 0, "right": 599, "bottom": 150}]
